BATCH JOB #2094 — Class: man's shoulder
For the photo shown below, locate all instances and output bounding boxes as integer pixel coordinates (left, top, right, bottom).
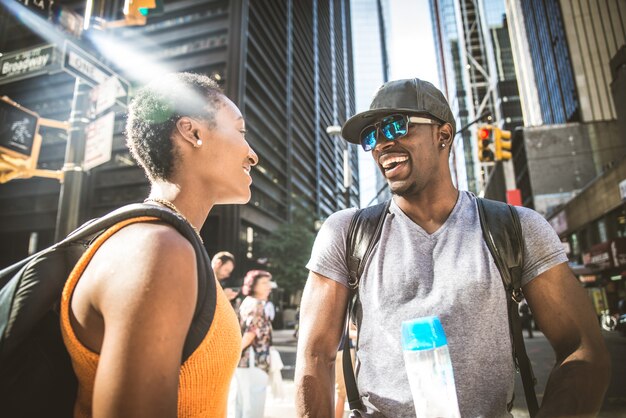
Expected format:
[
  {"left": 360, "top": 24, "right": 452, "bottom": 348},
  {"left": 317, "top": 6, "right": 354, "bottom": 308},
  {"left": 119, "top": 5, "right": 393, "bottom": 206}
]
[
  {"left": 512, "top": 205, "right": 552, "bottom": 230},
  {"left": 320, "top": 207, "right": 359, "bottom": 232},
  {"left": 468, "top": 194, "right": 551, "bottom": 231}
]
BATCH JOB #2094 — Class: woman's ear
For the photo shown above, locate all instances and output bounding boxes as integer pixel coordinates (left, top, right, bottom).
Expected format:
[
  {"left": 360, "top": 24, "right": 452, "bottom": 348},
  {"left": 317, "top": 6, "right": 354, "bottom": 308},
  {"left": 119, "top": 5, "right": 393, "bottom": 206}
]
[{"left": 175, "top": 117, "right": 200, "bottom": 147}]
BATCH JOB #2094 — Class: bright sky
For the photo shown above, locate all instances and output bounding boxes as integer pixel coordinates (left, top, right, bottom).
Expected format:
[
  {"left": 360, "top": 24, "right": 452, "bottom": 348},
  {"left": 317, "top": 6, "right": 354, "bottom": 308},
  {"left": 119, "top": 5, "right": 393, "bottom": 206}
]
[
  {"left": 387, "top": 0, "right": 440, "bottom": 85},
  {"left": 358, "top": 0, "right": 439, "bottom": 207}
]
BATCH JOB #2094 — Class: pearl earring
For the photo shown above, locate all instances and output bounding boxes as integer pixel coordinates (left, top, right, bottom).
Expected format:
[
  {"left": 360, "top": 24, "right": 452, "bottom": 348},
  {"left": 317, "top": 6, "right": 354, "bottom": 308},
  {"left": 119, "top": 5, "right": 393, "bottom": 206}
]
[
  {"left": 440, "top": 143, "right": 446, "bottom": 148},
  {"left": 195, "top": 139, "right": 203, "bottom": 148}
]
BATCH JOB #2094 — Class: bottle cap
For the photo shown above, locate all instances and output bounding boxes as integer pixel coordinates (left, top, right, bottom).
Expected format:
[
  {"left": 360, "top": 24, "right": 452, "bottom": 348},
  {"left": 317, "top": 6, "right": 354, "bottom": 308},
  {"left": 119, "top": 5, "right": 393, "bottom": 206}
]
[{"left": 401, "top": 316, "right": 448, "bottom": 351}]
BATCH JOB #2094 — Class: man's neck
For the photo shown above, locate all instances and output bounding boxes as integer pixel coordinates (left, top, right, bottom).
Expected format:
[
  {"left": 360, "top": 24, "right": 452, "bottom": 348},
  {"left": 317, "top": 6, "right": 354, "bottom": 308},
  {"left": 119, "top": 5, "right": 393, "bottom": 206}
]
[{"left": 394, "top": 185, "right": 460, "bottom": 234}]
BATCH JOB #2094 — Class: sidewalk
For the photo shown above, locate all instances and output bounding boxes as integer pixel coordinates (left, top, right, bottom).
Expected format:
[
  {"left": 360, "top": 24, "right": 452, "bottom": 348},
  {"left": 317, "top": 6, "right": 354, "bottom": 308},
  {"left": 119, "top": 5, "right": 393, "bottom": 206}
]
[
  {"left": 265, "top": 329, "right": 298, "bottom": 417},
  {"left": 265, "top": 380, "right": 350, "bottom": 418},
  {"left": 263, "top": 329, "right": 626, "bottom": 417},
  {"left": 265, "top": 379, "right": 297, "bottom": 418}
]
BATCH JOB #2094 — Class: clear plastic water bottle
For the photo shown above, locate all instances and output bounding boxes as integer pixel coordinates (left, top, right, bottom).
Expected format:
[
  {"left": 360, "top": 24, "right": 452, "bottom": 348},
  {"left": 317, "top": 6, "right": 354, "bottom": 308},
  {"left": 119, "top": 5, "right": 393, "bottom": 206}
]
[{"left": 401, "top": 316, "right": 461, "bottom": 418}]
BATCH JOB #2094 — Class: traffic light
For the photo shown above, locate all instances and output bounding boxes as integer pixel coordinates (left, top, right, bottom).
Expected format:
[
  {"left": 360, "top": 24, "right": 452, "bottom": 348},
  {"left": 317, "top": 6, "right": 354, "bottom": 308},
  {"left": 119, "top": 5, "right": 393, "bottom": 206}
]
[
  {"left": 495, "top": 128, "right": 512, "bottom": 161},
  {"left": 123, "top": 0, "right": 163, "bottom": 24},
  {"left": 0, "top": 97, "right": 63, "bottom": 184},
  {"left": 477, "top": 125, "right": 495, "bottom": 162},
  {"left": 0, "top": 97, "right": 39, "bottom": 160}
]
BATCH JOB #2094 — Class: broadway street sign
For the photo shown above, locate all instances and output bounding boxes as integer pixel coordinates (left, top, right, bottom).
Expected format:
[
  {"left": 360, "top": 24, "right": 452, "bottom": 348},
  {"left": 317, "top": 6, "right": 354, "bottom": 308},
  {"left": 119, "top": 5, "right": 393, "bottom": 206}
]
[{"left": 0, "top": 44, "right": 61, "bottom": 85}]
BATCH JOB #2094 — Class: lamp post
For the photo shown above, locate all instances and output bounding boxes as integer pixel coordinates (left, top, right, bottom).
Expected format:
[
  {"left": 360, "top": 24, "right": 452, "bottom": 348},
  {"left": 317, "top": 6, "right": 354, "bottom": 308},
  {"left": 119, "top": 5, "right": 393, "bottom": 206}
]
[{"left": 326, "top": 125, "right": 351, "bottom": 209}]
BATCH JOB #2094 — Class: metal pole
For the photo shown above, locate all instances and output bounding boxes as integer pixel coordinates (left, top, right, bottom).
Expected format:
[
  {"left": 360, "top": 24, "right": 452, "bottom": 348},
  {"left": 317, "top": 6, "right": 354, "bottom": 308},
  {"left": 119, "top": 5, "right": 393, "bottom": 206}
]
[
  {"left": 55, "top": 79, "right": 90, "bottom": 241},
  {"left": 343, "top": 146, "right": 351, "bottom": 207}
]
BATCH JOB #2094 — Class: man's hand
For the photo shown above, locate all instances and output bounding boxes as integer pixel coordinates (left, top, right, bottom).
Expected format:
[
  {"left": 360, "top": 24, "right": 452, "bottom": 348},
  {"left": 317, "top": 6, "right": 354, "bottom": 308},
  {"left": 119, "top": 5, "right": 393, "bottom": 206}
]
[
  {"left": 525, "top": 263, "right": 611, "bottom": 417},
  {"left": 295, "top": 272, "right": 350, "bottom": 418}
]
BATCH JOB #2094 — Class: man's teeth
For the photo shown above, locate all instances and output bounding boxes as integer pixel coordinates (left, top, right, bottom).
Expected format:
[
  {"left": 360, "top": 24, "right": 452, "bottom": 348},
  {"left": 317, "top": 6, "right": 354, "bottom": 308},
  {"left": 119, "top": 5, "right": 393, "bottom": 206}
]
[{"left": 382, "top": 156, "right": 408, "bottom": 169}]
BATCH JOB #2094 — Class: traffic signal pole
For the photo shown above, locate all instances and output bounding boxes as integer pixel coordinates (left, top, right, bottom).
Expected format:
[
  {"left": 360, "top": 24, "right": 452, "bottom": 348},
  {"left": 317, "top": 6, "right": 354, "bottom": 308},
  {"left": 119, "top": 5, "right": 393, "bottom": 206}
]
[
  {"left": 503, "top": 160, "right": 516, "bottom": 190},
  {"left": 54, "top": 79, "right": 90, "bottom": 241}
]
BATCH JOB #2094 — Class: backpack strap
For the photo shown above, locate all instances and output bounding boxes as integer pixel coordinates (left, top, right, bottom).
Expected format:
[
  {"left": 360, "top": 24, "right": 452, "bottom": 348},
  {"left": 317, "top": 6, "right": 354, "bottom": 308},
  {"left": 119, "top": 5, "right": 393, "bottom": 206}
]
[
  {"left": 343, "top": 199, "right": 391, "bottom": 411},
  {"left": 346, "top": 200, "right": 391, "bottom": 289},
  {"left": 476, "top": 197, "right": 539, "bottom": 417},
  {"left": 0, "top": 203, "right": 214, "bottom": 364}
]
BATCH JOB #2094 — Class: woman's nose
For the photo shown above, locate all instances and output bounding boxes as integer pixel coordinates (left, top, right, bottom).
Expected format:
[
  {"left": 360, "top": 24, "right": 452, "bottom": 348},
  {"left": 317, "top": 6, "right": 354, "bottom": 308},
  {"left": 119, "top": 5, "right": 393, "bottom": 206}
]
[{"left": 248, "top": 147, "right": 259, "bottom": 166}]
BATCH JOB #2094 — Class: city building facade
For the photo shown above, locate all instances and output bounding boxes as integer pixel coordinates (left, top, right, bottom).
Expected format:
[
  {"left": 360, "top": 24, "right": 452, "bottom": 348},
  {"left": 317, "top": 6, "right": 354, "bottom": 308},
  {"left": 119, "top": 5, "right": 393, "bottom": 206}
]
[
  {"left": 350, "top": 0, "right": 389, "bottom": 206},
  {"left": 507, "top": 0, "right": 626, "bottom": 213},
  {"left": 0, "top": 0, "right": 358, "bottom": 279},
  {"left": 507, "top": 0, "right": 626, "bottom": 314},
  {"left": 430, "top": 0, "right": 524, "bottom": 198}
]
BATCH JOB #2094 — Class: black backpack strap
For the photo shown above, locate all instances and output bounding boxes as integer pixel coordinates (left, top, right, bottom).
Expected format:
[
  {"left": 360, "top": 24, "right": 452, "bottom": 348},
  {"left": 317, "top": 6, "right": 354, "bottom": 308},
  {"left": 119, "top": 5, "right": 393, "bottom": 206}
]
[
  {"left": 0, "top": 203, "right": 214, "bottom": 364},
  {"left": 477, "top": 198, "right": 539, "bottom": 417},
  {"left": 346, "top": 200, "right": 391, "bottom": 290},
  {"left": 342, "top": 295, "right": 361, "bottom": 412},
  {"left": 343, "top": 199, "right": 391, "bottom": 412}
]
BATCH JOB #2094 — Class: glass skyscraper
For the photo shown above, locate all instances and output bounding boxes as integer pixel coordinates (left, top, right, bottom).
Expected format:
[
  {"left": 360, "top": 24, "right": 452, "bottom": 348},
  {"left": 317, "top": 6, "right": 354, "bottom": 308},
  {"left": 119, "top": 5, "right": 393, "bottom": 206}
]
[
  {"left": 521, "top": 0, "right": 579, "bottom": 124},
  {"left": 430, "top": 0, "right": 474, "bottom": 192},
  {"left": 351, "top": 0, "right": 390, "bottom": 206}
]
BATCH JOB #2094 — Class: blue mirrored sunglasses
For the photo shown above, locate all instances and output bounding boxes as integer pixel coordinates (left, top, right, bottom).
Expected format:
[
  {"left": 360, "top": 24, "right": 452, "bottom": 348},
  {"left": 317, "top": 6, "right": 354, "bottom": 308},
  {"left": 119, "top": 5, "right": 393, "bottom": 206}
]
[{"left": 359, "top": 114, "right": 439, "bottom": 152}]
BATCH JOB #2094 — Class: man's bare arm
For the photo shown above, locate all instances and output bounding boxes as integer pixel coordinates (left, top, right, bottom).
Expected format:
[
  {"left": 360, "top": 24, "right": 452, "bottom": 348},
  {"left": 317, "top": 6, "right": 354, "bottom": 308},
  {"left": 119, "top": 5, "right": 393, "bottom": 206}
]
[
  {"left": 525, "top": 263, "right": 610, "bottom": 417},
  {"left": 295, "top": 272, "right": 351, "bottom": 417}
]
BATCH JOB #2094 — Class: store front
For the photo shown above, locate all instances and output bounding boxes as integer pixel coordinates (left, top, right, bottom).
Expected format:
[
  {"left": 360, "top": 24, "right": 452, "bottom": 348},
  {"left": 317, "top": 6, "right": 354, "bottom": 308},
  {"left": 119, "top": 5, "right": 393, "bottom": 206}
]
[{"left": 581, "top": 238, "right": 626, "bottom": 315}]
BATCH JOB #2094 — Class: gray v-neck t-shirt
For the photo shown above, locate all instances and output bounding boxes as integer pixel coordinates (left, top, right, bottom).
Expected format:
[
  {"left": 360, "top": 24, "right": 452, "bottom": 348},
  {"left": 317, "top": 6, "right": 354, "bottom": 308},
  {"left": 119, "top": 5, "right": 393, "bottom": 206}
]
[{"left": 306, "top": 191, "right": 567, "bottom": 417}]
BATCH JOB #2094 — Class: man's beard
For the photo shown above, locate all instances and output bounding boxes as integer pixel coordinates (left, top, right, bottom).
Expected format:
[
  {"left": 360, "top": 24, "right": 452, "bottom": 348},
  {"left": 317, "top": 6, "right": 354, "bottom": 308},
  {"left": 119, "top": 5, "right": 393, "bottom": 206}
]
[{"left": 390, "top": 179, "right": 420, "bottom": 197}]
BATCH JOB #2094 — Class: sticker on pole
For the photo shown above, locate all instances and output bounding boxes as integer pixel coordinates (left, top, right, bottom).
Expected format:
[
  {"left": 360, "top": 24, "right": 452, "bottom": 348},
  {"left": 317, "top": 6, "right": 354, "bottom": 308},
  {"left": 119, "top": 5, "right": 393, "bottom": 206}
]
[
  {"left": 84, "top": 111, "right": 115, "bottom": 171},
  {"left": 88, "top": 76, "right": 127, "bottom": 118}
]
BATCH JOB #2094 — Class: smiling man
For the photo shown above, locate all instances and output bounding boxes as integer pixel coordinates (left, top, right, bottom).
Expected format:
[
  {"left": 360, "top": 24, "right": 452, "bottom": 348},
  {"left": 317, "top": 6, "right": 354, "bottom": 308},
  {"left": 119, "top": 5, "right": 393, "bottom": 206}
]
[{"left": 294, "top": 79, "right": 610, "bottom": 418}]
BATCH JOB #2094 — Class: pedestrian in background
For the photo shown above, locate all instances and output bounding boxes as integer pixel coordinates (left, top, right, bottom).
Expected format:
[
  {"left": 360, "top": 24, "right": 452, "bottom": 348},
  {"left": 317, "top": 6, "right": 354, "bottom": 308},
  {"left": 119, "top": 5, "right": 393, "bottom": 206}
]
[
  {"left": 231, "top": 270, "right": 274, "bottom": 418},
  {"left": 60, "top": 72, "right": 258, "bottom": 417},
  {"left": 295, "top": 78, "right": 610, "bottom": 417},
  {"left": 212, "top": 251, "right": 240, "bottom": 302}
]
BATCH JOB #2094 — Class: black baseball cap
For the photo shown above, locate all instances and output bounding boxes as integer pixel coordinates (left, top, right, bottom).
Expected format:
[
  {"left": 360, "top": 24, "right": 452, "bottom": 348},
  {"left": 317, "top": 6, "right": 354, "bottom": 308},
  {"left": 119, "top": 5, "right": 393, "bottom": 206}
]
[{"left": 342, "top": 78, "right": 456, "bottom": 144}]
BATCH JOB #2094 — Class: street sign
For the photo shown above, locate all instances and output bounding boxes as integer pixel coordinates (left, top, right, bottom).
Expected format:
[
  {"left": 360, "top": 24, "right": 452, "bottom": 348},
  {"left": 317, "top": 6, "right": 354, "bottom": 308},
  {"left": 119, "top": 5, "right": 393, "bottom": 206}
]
[
  {"left": 0, "top": 97, "right": 40, "bottom": 159},
  {"left": 88, "top": 76, "right": 128, "bottom": 118},
  {"left": 84, "top": 111, "right": 115, "bottom": 171},
  {"left": 0, "top": 44, "right": 61, "bottom": 85},
  {"left": 62, "top": 41, "right": 129, "bottom": 104},
  {"left": 14, "top": 0, "right": 53, "bottom": 19}
]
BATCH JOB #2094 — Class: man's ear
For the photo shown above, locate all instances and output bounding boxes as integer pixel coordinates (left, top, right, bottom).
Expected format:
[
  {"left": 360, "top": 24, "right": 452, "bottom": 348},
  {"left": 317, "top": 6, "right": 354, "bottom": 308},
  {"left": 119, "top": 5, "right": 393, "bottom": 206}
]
[
  {"left": 439, "top": 123, "right": 453, "bottom": 147},
  {"left": 175, "top": 117, "right": 199, "bottom": 147}
]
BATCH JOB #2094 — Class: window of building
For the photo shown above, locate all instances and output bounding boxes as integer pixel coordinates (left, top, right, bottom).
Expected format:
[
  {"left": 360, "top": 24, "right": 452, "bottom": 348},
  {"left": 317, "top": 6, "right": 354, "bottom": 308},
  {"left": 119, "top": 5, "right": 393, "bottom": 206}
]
[
  {"left": 570, "top": 233, "right": 580, "bottom": 258},
  {"left": 598, "top": 219, "right": 608, "bottom": 243}
]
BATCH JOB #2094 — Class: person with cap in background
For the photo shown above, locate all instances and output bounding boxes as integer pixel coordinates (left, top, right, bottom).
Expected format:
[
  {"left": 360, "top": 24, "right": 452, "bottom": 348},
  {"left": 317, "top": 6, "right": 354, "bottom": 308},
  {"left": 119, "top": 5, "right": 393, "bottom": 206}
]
[{"left": 294, "top": 78, "right": 610, "bottom": 417}]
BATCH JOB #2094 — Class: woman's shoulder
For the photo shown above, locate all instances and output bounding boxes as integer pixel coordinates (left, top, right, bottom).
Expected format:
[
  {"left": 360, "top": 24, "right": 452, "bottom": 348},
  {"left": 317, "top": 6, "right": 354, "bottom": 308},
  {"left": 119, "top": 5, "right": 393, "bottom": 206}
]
[{"left": 88, "top": 221, "right": 198, "bottom": 314}]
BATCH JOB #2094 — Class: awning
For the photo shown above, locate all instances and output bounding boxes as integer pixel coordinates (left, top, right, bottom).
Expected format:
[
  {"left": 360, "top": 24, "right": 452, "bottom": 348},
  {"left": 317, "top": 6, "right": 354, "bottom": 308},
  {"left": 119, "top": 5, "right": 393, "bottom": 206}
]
[
  {"left": 582, "top": 237, "right": 626, "bottom": 272},
  {"left": 569, "top": 263, "right": 596, "bottom": 276}
]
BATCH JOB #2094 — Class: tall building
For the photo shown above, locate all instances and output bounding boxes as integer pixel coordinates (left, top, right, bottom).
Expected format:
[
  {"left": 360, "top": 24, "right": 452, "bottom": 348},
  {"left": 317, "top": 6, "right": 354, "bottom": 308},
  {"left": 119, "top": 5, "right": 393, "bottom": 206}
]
[
  {"left": 506, "top": 0, "right": 626, "bottom": 313},
  {"left": 0, "top": 0, "right": 358, "bottom": 277},
  {"left": 350, "top": 0, "right": 389, "bottom": 207},
  {"left": 507, "top": 0, "right": 579, "bottom": 125},
  {"left": 506, "top": 0, "right": 626, "bottom": 213},
  {"left": 430, "top": 0, "right": 524, "bottom": 197},
  {"left": 509, "top": 0, "right": 624, "bottom": 126},
  {"left": 430, "top": 0, "right": 474, "bottom": 192}
]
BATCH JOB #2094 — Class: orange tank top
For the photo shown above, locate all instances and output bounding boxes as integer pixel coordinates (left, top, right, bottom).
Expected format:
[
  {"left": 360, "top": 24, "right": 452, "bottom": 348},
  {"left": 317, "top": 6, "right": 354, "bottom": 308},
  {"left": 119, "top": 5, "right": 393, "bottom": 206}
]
[{"left": 60, "top": 217, "right": 242, "bottom": 418}]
